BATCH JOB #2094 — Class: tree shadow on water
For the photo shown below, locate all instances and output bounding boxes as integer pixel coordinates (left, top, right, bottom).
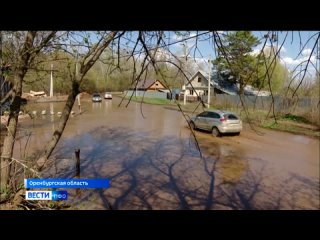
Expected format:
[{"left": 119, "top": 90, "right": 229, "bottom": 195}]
[{"left": 43, "top": 127, "right": 319, "bottom": 210}]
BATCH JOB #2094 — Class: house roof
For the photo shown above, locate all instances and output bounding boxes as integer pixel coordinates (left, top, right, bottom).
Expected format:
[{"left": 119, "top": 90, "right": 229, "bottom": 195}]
[
  {"left": 135, "top": 79, "right": 166, "bottom": 89},
  {"left": 186, "top": 70, "right": 214, "bottom": 88},
  {"left": 187, "top": 70, "right": 209, "bottom": 84},
  {"left": 198, "top": 70, "right": 209, "bottom": 79}
]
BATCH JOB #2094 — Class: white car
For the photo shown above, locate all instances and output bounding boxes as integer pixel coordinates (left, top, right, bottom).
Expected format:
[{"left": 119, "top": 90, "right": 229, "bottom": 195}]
[
  {"left": 104, "top": 92, "right": 112, "bottom": 99},
  {"left": 189, "top": 110, "right": 242, "bottom": 137}
]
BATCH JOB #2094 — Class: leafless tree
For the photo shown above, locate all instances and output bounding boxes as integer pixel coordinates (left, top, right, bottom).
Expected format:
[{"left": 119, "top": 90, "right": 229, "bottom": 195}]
[
  {"left": 1, "top": 30, "right": 319, "bottom": 202},
  {"left": 1, "top": 31, "right": 57, "bottom": 189}
]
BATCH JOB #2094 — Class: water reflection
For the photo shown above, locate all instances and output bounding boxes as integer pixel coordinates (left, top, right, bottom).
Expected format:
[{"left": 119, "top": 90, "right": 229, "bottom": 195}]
[
  {"left": 104, "top": 100, "right": 112, "bottom": 113},
  {"left": 50, "top": 102, "right": 54, "bottom": 118},
  {"left": 92, "top": 102, "right": 102, "bottom": 111},
  {"left": 16, "top": 98, "right": 188, "bottom": 158},
  {"left": 50, "top": 102, "right": 55, "bottom": 132}
]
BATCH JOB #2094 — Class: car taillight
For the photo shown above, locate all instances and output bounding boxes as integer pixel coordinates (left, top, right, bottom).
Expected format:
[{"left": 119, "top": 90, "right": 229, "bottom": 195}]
[{"left": 220, "top": 118, "right": 226, "bottom": 122}]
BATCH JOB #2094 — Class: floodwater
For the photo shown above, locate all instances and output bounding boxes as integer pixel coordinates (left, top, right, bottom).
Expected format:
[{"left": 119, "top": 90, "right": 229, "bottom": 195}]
[{"left": 13, "top": 96, "right": 320, "bottom": 209}]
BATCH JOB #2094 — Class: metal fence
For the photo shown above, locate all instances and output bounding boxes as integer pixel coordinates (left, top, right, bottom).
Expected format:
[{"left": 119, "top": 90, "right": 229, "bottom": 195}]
[
  {"left": 208, "top": 94, "right": 319, "bottom": 112},
  {"left": 125, "top": 90, "right": 167, "bottom": 99}
]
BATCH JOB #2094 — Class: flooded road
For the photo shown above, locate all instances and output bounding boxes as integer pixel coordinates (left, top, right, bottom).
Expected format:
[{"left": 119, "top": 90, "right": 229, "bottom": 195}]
[{"left": 14, "top": 97, "right": 320, "bottom": 209}]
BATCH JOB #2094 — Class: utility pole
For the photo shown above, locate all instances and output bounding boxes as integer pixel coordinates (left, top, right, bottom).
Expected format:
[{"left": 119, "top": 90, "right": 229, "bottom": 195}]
[
  {"left": 0, "top": 31, "right": 3, "bottom": 103},
  {"left": 76, "top": 55, "right": 81, "bottom": 113},
  {"left": 317, "top": 37, "right": 320, "bottom": 81},
  {"left": 99, "top": 61, "right": 104, "bottom": 91},
  {"left": 50, "top": 64, "right": 53, "bottom": 98},
  {"left": 0, "top": 31, "right": 2, "bottom": 70},
  {"left": 207, "top": 56, "right": 211, "bottom": 108},
  {"left": 182, "top": 41, "right": 188, "bottom": 105},
  {"left": 183, "top": 84, "right": 186, "bottom": 105}
]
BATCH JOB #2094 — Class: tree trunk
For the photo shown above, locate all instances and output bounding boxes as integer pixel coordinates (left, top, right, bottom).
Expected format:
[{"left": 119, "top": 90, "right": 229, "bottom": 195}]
[
  {"left": 1, "top": 32, "right": 36, "bottom": 190},
  {"left": 1, "top": 74, "right": 25, "bottom": 189},
  {"left": 239, "top": 78, "right": 245, "bottom": 96},
  {"left": 239, "top": 85, "right": 244, "bottom": 95},
  {"left": 1, "top": 106, "right": 19, "bottom": 189},
  {"left": 37, "top": 82, "right": 79, "bottom": 170}
]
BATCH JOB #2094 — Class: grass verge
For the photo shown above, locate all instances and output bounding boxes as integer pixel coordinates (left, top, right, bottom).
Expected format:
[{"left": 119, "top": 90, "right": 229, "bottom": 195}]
[
  {"left": 125, "top": 96, "right": 173, "bottom": 105},
  {"left": 262, "top": 118, "right": 320, "bottom": 138}
]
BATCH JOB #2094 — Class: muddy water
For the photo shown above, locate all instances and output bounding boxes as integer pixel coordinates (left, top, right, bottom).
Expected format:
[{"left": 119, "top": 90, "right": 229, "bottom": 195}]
[{"left": 14, "top": 97, "right": 319, "bottom": 210}]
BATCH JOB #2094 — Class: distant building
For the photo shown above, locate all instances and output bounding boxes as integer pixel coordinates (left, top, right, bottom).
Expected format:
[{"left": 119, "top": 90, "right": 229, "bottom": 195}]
[
  {"left": 126, "top": 79, "right": 169, "bottom": 99},
  {"left": 130, "top": 79, "right": 167, "bottom": 92}
]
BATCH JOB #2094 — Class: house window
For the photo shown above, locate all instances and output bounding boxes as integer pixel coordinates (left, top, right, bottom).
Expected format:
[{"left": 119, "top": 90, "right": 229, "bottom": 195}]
[
  {"left": 156, "top": 83, "right": 159, "bottom": 86},
  {"left": 198, "top": 77, "right": 201, "bottom": 82},
  {"left": 189, "top": 90, "right": 194, "bottom": 95}
]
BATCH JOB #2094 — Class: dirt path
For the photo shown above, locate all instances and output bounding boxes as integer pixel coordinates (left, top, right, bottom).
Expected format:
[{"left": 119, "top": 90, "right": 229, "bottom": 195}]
[
  {"left": 194, "top": 125, "right": 319, "bottom": 209},
  {"left": 196, "top": 125, "right": 319, "bottom": 178}
]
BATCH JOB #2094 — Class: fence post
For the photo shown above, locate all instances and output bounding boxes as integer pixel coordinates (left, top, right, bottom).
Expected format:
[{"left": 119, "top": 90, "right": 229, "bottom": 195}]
[
  {"left": 74, "top": 149, "right": 81, "bottom": 197},
  {"left": 75, "top": 149, "right": 80, "bottom": 178},
  {"left": 77, "top": 94, "right": 81, "bottom": 114}
]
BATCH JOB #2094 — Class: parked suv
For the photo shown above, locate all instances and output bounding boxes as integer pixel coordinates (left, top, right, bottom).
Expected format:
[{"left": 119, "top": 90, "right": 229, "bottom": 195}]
[{"left": 189, "top": 110, "right": 242, "bottom": 137}]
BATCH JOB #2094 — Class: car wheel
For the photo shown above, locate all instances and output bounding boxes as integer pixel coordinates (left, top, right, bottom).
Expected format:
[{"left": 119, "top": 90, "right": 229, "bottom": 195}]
[
  {"left": 212, "top": 127, "right": 220, "bottom": 137},
  {"left": 190, "top": 121, "right": 196, "bottom": 130}
]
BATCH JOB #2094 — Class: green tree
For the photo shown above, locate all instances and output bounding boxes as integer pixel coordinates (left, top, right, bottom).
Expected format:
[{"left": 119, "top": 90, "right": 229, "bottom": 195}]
[
  {"left": 252, "top": 45, "right": 289, "bottom": 93},
  {"left": 213, "top": 31, "right": 260, "bottom": 94},
  {"left": 23, "top": 50, "right": 75, "bottom": 94},
  {"left": 253, "top": 57, "right": 289, "bottom": 93}
]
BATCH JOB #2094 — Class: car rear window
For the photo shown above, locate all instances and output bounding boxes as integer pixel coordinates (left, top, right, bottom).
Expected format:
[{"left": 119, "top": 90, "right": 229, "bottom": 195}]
[
  {"left": 198, "top": 112, "right": 209, "bottom": 117},
  {"left": 93, "top": 94, "right": 100, "bottom": 97},
  {"left": 224, "top": 114, "right": 238, "bottom": 120},
  {"left": 208, "top": 112, "right": 220, "bottom": 118}
]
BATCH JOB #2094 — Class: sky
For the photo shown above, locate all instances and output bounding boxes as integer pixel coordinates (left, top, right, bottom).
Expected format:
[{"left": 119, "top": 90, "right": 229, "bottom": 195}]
[
  {"left": 165, "top": 31, "right": 319, "bottom": 78},
  {"left": 88, "top": 31, "right": 319, "bottom": 79}
]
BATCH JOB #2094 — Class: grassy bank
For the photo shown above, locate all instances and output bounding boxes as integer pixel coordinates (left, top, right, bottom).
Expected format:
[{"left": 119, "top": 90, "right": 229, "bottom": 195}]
[
  {"left": 238, "top": 111, "right": 319, "bottom": 138},
  {"left": 261, "top": 116, "right": 320, "bottom": 138},
  {"left": 124, "top": 96, "right": 173, "bottom": 105}
]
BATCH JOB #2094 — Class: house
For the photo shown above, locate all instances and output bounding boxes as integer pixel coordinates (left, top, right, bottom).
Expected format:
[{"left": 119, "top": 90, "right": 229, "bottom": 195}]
[
  {"left": 126, "top": 79, "right": 169, "bottom": 99},
  {"left": 185, "top": 70, "right": 235, "bottom": 97},
  {"left": 183, "top": 70, "right": 270, "bottom": 100},
  {"left": 130, "top": 79, "right": 167, "bottom": 92},
  {"left": 184, "top": 70, "right": 215, "bottom": 101}
]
